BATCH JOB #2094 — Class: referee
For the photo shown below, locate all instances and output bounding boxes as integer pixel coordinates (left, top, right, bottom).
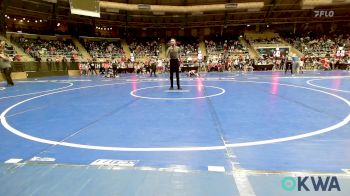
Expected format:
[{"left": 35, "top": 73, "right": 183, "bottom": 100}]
[
  {"left": 0, "top": 41, "right": 14, "bottom": 86},
  {"left": 166, "top": 38, "right": 181, "bottom": 90}
]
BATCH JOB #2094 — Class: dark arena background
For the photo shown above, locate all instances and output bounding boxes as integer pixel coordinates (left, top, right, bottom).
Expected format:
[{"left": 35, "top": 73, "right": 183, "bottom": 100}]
[{"left": 1, "top": 0, "right": 350, "bottom": 195}]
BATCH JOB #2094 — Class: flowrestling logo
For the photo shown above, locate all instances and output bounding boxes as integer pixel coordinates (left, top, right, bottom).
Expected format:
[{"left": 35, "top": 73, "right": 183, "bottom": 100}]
[{"left": 281, "top": 176, "right": 341, "bottom": 192}]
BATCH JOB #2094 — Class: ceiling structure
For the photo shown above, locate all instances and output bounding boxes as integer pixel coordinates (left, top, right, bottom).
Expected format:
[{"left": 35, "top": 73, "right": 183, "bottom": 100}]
[{"left": 2, "top": 0, "right": 350, "bottom": 29}]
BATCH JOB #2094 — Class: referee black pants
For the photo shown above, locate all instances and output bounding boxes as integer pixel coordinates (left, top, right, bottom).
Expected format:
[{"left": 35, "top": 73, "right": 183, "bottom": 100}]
[
  {"left": 170, "top": 59, "right": 180, "bottom": 89},
  {"left": 2, "top": 67, "right": 14, "bottom": 85}
]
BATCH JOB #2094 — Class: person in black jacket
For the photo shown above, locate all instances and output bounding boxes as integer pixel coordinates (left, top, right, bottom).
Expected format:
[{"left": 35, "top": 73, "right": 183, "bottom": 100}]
[{"left": 89, "top": 60, "right": 97, "bottom": 75}]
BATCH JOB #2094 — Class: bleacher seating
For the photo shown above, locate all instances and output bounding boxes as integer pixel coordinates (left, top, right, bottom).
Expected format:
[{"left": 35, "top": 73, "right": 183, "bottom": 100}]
[
  {"left": 82, "top": 38, "right": 125, "bottom": 59},
  {"left": 286, "top": 34, "right": 350, "bottom": 58},
  {"left": 12, "top": 36, "right": 80, "bottom": 61},
  {"left": 128, "top": 38, "right": 161, "bottom": 58},
  {"left": 205, "top": 38, "right": 249, "bottom": 67}
]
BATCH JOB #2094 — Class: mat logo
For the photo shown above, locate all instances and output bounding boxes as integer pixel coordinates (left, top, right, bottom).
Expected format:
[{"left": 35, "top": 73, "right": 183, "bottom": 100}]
[
  {"left": 90, "top": 159, "right": 138, "bottom": 167},
  {"left": 281, "top": 176, "right": 341, "bottom": 192}
]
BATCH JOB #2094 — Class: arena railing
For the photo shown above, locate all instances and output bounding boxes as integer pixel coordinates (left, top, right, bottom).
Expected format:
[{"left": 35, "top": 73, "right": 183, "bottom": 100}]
[{"left": 99, "top": 1, "right": 264, "bottom": 13}]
